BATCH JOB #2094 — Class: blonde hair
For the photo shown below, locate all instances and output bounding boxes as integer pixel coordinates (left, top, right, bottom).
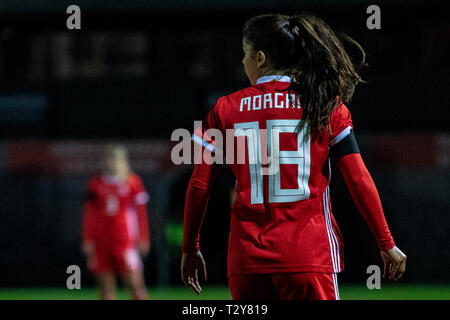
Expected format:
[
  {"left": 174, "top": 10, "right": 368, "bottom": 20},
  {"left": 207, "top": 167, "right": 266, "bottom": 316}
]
[
  {"left": 102, "top": 144, "right": 131, "bottom": 176},
  {"left": 103, "top": 144, "right": 129, "bottom": 160}
]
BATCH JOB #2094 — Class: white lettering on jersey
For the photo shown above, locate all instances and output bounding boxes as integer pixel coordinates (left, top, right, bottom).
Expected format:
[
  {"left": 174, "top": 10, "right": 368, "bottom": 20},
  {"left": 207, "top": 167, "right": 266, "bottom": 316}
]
[
  {"left": 253, "top": 95, "right": 262, "bottom": 110},
  {"left": 240, "top": 93, "right": 301, "bottom": 112},
  {"left": 274, "top": 93, "right": 284, "bottom": 108},
  {"left": 263, "top": 93, "right": 272, "bottom": 109},
  {"left": 286, "top": 93, "right": 299, "bottom": 108},
  {"left": 240, "top": 97, "right": 251, "bottom": 111}
]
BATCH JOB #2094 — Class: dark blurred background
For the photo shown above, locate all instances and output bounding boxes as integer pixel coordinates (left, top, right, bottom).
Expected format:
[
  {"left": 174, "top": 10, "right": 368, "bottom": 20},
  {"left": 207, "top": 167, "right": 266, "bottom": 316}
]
[{"left": 0, "top": 0, "right": 448, "bottom": 289}]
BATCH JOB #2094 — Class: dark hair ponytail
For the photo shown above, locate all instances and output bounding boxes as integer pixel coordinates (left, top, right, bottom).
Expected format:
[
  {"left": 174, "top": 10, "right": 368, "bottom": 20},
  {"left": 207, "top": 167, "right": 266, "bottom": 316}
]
[{"left": 243, "top": 13, "right": 366, "bottom": 133}]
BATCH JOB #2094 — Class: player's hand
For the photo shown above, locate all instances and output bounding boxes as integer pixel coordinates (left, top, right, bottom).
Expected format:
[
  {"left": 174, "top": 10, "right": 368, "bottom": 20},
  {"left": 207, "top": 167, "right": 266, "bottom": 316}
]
[
  {"left": 381, "top": 246, "right": 406, "bottom": 281},
  {"left": 139, "top": 242, "right": 150, "bottom": 256},
  {"left": 181, "top": 252, "right": 207, "bottom": 295},
  {"left": 81, "top": 241, "right": 94, "bottom": 256}
]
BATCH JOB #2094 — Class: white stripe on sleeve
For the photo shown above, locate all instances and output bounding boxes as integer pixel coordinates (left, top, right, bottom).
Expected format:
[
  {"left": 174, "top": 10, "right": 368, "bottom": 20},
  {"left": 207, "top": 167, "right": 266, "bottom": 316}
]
[
  {"left": 135, "top": 192, "right": 149, "bottom": 204},
  {"left": 322, "top": 186, "right": 342, "bottom": 273},
  {"left": 330, "top": 126, "right": 352, "bottom": 146}
]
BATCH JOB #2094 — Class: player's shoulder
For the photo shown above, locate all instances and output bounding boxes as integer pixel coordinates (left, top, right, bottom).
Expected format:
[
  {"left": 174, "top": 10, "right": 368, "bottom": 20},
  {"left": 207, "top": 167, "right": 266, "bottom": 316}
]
[
  {"left": 329, "top": 102, "right": 353, "bottom": 142},
  {"left": 215, "top": 85, "right": 262, "bottom": 107},
  {"left": 332, "top": 102, "right": 350, "bottom": 116},
  {"left": 127, "top": 172, "right": 143, "bottom": 185},
  {"left": 88, "top": 174, "right": 102, "bottom": 184},
  {"left": 330, "top": 102, "right": 351, "bottom": 123},
  {"left": 221, "top": 86, "right": 260, "bottom": 103},
  {"left": 86, "top": 174, "right": 103, "bottom": 191},
  {"left": 127, "top": 173, "right": 147, "bottom": 194},
  {"left": 207, "top": 85, "right": 270, "bottom": 128}
]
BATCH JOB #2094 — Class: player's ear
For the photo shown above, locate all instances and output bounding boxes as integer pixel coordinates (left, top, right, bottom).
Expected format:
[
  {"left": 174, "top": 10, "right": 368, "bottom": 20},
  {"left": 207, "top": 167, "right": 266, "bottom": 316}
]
[{"left": 256, "top": 50, "right": 267, "bottom": 68}]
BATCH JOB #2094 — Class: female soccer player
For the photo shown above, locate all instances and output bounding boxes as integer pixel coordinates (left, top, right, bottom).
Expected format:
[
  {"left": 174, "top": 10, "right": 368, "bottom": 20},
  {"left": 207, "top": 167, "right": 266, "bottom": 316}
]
[
  {"left": 82, "top": 145, "right": 150, "bottom": 300},
  {"left": 181, "top": 13, "right": 406, "bottom": 300}
]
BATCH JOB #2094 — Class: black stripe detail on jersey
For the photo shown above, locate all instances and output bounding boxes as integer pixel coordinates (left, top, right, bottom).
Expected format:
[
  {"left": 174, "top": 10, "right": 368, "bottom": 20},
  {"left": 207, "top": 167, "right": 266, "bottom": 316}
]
[{"left": 330, "top": 129, "right": 360, "bottom": 161}]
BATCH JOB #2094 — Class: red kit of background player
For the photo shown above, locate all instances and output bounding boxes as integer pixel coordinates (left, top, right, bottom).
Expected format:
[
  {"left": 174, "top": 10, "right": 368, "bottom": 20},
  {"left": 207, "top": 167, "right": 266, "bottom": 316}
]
[{"left": 83, "top": 174, "right": 149, "bottom": 272}]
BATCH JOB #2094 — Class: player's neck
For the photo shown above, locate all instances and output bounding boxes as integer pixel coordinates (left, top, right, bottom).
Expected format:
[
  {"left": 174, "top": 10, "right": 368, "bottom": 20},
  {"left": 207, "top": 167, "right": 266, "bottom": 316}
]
[
  {"left": 102, "top": 173, "right": 128, "bottom": 184},
  {"left": 260, "top": 67, "right": 289, "bottom": 78}
]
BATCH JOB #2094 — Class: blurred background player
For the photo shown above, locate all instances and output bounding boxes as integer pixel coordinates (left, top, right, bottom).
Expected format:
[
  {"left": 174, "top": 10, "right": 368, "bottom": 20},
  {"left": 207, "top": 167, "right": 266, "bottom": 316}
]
[{"left": 82, "top": 145, "right": 150, "bottom": 300}]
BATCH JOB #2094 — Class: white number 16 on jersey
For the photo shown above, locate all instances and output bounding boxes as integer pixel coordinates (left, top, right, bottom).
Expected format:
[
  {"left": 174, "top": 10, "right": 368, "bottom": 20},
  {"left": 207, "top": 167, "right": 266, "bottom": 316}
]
[{"left": 234, "top": 119, "right": 311, "bottom": 204}]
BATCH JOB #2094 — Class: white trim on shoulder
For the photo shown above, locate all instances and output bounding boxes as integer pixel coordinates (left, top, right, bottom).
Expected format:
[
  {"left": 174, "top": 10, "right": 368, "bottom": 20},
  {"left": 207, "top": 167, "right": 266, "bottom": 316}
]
[
  {"left": 256, "top": 75, "right": 292, "bottom": 84},
  {"left": 329, "top": 126, "right": 352, "bottom": 146},
  {"left": 192, "top": 134, "right": 215, "bottom": 152}
]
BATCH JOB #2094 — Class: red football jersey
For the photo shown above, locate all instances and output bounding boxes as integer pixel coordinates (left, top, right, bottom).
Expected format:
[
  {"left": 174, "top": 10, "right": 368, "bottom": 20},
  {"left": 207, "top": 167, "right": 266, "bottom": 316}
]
[
  {"left": 82, "top": 173, "right": 150, "bottom": 248},
  {"left": 189, "top": 76, "right": 353, "bottom": 276}
]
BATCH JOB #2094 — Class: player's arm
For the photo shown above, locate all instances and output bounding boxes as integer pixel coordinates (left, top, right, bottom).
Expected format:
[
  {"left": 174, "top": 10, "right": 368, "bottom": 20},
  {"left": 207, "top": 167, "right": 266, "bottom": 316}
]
[
  {"left": 182, "top": 159, "right": 220, "bottom": 254},
  {"left": 331, "top": 129, "right": 407, "bottom": 281},
  {"left": 81, "top": 183, "right": 96, "bottom": 256},
  {"left": 181, "top": 156, "right": 219, "bottom": 294},
  {"left": 133, "top": 176, "right": 151, "bottom": 255},
  {"left": 136, "top": 202, "right": 150, "bottom": 254},
  {"left": 181, "top": 100, "right": 225, "bottom": 294}
]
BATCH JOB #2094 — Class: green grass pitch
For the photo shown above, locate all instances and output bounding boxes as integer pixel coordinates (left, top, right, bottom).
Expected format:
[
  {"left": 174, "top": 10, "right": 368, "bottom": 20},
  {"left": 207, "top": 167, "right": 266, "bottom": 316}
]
[{"left": 0, "top": 285, "right": 449, "bottom": 300}]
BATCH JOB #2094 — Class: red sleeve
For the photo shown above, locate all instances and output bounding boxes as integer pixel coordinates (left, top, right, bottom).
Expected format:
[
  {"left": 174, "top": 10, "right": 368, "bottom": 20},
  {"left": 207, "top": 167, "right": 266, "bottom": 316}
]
[
  {"left": 82, "top": 179, "right": 97, "bottom": 243},
  {"left": 131, "top": 174, "right": 150, "bottom": 244},
  {"left": 330, "top": 103, "right": 353, "bottom": 146},
  {"left": 182, "top": 160, "right": 220, "bottom": 253},
  {"left": 337, "top": 153, "right": 395, "bottom": 251},
  {"left": 182, "top": 101, "right": 224, "bottom": 253}
]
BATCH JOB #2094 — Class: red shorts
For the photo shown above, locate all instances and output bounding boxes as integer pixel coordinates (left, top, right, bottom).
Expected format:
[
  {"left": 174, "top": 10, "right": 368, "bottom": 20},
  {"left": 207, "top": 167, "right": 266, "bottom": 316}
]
[
  {"left": 228, "top": 272, "right": 340, "bottom": 300},
  {"left": 87, "top": 244, "right": 142, "bottom": 274}
]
